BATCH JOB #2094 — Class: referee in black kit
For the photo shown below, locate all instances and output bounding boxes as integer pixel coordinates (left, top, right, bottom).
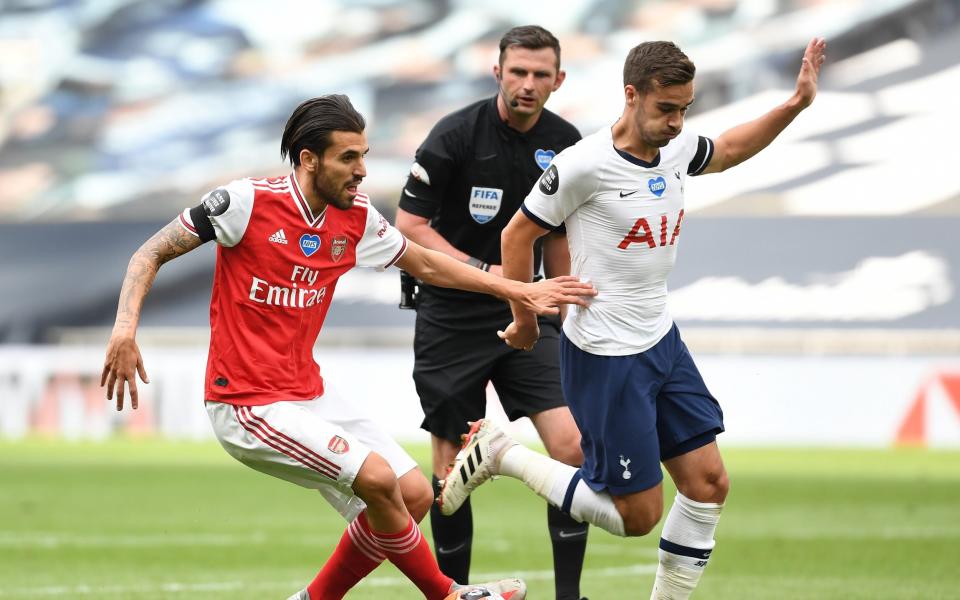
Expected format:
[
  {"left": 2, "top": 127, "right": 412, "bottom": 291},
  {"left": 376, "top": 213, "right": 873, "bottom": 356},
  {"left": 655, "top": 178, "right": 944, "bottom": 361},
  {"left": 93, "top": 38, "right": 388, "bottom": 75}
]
[{"left": 396, "top": 25, "right": 589, "bottom": 600}]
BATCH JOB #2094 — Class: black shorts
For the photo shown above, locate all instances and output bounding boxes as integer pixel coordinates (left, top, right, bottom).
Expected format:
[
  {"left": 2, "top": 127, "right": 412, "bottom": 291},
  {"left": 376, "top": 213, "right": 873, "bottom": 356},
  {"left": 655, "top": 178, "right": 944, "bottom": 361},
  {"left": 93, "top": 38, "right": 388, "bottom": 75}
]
[{"left": 413, "top": 315, "right": 566, "bottom": 443}]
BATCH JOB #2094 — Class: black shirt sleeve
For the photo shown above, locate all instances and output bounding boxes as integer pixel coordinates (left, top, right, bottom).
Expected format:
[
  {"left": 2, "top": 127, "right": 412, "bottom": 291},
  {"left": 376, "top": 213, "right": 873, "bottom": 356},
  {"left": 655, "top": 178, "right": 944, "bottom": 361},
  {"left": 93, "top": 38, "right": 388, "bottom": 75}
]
[{"left": 398, "top": 129, "right": 460, "bottom": 219}]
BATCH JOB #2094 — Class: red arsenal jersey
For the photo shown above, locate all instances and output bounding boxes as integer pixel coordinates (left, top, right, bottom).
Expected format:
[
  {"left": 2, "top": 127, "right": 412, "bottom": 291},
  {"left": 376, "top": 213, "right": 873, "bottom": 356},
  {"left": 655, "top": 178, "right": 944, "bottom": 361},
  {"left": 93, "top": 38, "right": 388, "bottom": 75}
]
[{"left": 179, "top": 173, "right": 408, "bottom": 405}]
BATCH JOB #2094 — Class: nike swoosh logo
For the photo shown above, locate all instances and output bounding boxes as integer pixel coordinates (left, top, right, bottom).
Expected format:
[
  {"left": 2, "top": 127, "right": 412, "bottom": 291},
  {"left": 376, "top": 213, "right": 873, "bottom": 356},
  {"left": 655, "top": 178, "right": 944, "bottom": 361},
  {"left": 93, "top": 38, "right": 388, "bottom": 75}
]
[
  {"left": 557, "top": 529, "right": 587, "bottom": 539},
  {"left": 437, "top": 541, "right": 468, "bottom": 555},
  {"left": 403, "top": 189, "right": 418, "bottom": 198},
  {"left": 619, "top": 190, "right": 640, "bottom": 198}
]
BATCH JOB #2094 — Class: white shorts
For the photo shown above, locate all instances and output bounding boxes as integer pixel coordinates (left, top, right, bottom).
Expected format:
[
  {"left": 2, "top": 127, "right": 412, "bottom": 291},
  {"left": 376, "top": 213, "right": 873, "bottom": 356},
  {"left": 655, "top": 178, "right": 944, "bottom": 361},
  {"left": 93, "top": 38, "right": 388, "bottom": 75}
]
[{"left": 205, "top": 384, "right": 419, "bottom": 522}]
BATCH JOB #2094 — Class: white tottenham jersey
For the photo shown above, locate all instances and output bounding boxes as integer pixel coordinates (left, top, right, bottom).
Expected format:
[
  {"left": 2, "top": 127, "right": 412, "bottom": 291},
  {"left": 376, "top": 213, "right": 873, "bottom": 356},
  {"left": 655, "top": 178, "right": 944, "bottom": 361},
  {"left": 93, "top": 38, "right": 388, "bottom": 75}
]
[{"left": 522, "top": 126, "right": 713, "bottom": 356}]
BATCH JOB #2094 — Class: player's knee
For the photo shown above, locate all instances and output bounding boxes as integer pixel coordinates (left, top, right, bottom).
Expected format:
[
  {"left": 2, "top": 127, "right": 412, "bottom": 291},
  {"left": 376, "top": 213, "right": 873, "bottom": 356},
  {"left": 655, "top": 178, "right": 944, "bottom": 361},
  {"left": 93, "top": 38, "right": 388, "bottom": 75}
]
[
  {"left": 679, "top": 466, "right": 730, "bottom": 504},
  {"left": 400, "top": 474, "right": 434, "bottom": 522},
  {"left": 710, "top": 469, "right": 730, "bottom": 503},
  {"left": 620, "top": 503, "right": 662, "bottom": 537},
  {"left": 353, "top": 453, "right": 401, "bottom": 507}
]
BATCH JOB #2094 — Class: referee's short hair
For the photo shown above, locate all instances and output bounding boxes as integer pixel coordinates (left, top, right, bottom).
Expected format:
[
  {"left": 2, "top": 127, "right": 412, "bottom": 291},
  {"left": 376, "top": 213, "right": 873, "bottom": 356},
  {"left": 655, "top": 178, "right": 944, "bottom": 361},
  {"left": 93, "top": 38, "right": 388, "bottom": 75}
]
[
  {"left": 498, "top": 25, "right": 562, "bottom": 69},
  {"left": 623, "top": 41, "right": 696, "bottom": 95},
  {"left": 281, "top": 94, "right": 366, "bottom": 166}
]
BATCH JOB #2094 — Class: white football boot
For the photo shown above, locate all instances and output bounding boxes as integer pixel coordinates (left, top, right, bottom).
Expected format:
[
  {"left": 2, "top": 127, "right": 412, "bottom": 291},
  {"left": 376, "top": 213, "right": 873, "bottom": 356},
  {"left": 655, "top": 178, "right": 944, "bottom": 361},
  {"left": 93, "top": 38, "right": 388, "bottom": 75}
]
[
  {"left": 438, "top": 419, "right": 517, "bottom": 516},
  {"left": 285, "top": 589, "right": 309, "bottom": 600},
  {"left": 449, "top": 577, "right": 527, "bottom": 599}
]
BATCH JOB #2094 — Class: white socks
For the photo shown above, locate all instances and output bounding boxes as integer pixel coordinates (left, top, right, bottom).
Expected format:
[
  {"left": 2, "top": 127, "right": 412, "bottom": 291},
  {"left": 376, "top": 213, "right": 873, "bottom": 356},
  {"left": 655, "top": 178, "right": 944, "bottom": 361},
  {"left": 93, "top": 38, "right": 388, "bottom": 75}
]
[
  {"left": 497, "top": 445, "right": 723, "bottom": 598},
  {"left": 498, "top": 445, "right": 626, "bottom": 536},
  {"left": 650, "top": 492, "right": 723, "bottom": 600},
  {"left": 566, "top": 477, "right": 626, "bottom": 536}
]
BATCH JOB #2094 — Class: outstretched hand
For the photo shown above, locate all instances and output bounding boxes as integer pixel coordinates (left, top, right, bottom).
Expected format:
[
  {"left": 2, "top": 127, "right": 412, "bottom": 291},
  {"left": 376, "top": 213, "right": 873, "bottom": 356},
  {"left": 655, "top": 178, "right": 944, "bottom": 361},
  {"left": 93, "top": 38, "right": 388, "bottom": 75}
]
[
  {"left": 796, "top": 37, "right": 826, "bottom": 109},
  {"left": 513, "top": 275, "right": 596, "bottom": 316},
  {"left": 101, "top": 335, "right": 149, "bottom": 411}
]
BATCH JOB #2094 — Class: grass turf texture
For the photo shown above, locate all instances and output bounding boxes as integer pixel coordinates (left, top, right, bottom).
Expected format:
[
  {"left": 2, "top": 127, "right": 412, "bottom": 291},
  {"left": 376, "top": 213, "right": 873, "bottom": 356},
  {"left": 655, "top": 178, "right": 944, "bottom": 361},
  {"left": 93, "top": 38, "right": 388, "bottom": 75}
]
[{"left": 2, "top": 440, "right": 959, "bottom": 599}]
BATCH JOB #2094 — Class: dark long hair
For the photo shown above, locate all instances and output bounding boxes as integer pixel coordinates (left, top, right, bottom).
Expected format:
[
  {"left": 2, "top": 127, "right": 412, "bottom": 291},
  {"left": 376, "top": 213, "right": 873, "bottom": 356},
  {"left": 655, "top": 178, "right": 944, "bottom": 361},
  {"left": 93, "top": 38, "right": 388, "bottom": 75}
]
[{"left": 280, "top": 94, "right": 366, "bottom": 166}]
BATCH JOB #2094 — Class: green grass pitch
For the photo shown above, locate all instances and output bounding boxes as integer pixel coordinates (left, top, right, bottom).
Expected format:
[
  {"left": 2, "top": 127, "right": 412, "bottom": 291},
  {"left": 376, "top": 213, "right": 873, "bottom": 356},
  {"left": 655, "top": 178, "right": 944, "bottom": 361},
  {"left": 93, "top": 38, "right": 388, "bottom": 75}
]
[{"left": 2, "top": 440, "right": 959, "bottom": 599}]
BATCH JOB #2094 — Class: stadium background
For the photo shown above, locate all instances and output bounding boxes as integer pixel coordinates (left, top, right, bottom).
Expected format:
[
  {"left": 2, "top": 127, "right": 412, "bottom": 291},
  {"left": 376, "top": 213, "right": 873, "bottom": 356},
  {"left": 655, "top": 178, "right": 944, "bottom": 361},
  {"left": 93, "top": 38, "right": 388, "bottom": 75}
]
[{"left": 1, "top": 0, "right": 959, "bottom": 598}]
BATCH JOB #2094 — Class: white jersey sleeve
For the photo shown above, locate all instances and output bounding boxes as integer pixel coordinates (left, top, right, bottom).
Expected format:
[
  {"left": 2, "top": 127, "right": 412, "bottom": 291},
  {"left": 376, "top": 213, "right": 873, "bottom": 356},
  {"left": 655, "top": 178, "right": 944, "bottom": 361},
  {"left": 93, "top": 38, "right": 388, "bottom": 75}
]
[
  {"left": 178, "top": 178, "right": 255, "bottom": 247},
  {"left": 355, "top": 199, "right": 408, "bottom": 270},
  {"left": 521, "top": 141, "right": 597, "bottom": 230}
]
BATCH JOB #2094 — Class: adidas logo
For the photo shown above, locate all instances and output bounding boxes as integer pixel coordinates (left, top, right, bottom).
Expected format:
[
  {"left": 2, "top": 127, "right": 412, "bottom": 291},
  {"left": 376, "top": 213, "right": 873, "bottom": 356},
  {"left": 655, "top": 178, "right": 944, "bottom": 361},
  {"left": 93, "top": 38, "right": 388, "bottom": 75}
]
[
  {"left": 458, "top": 443, "right": 483, "bottom": 485},
  {"left": 268, "top": 228, "right": 288, "bottom": 244}
]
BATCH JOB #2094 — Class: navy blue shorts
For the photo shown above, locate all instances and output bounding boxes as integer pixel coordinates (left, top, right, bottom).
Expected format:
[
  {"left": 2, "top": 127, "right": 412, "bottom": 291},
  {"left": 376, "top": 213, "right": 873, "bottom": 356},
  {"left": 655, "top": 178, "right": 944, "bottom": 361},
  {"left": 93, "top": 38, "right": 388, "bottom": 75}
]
[{"left": 560, "top": 324, "right": 724, "bottom": 496}]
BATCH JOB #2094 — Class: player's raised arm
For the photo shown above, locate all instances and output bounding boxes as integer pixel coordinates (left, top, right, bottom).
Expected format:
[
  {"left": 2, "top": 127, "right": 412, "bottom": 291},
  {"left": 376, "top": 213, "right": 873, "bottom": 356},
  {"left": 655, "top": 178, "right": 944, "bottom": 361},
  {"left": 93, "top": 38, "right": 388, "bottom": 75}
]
[
  {"left": 394, "top": 239, "right": 594, "bottom": 318},
  {"left": 702, "top": 37, "right": 826, "bottom": 174},
  {"left": 101, "top": 218, "right": 203, "bottom": 411}
]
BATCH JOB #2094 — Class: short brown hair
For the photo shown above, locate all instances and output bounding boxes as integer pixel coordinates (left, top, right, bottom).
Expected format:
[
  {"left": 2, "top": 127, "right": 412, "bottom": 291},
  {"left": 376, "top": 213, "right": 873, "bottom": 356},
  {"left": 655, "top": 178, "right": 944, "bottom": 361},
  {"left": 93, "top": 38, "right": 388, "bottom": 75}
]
[
  {"left": 623, "top": 41, "right": 695, "bottom": 95},
  {"left": 498, "top": 25, "right": 561, "bottom": 69}
]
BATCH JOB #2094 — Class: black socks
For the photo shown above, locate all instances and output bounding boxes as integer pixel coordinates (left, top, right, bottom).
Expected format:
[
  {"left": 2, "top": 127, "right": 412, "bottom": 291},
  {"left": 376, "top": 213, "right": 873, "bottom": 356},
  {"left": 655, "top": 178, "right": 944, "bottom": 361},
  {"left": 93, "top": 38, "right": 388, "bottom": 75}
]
[
  {"left": 430, "top": 474, "right": 473, "bottom": 583},
  {"left": 548, "top": 503, "right": 589, "bottom": 600}
]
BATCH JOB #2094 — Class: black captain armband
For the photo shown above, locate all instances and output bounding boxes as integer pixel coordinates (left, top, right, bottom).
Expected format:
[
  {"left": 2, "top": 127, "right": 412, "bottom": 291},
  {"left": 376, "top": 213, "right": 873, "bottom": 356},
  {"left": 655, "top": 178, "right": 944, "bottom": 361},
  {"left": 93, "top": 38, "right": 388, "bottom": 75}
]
[
  {"left": 465, "top": 256, "right": 491, "bottom": 271},
  {"left": 188, "top": 205, "right": 217, "bottom": 243},
  {"left": 687, "top": 136, "right": 715, "bottom": 176}
]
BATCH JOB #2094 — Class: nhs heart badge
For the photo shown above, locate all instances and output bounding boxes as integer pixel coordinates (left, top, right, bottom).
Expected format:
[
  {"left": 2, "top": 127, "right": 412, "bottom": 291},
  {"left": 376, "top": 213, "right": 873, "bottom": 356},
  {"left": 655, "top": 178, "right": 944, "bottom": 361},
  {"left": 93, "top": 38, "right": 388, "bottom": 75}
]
[
  {"left": 648, "top": 176, "right": 667, "bottom": 197},
  {"left": 299, "top": 233, "right": 321, "bottom": 257},
  {"left": 534, "top": 149, "right": 556, "bottom": 171}
]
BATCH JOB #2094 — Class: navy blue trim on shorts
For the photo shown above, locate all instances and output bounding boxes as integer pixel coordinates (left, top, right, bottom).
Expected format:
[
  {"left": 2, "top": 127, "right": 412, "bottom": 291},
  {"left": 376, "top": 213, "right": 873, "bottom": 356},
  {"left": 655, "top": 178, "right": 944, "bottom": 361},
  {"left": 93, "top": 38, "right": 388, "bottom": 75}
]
[{"left": 661, "top": 430, "right": 718, "bottom": 461}]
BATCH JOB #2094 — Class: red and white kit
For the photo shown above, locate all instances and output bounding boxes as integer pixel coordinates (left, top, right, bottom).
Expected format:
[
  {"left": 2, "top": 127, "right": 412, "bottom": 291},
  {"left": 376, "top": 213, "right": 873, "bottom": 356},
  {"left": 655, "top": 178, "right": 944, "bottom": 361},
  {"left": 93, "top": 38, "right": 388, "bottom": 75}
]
[{"left": 180, "top": 172, "right": 413, "bottom": 520}]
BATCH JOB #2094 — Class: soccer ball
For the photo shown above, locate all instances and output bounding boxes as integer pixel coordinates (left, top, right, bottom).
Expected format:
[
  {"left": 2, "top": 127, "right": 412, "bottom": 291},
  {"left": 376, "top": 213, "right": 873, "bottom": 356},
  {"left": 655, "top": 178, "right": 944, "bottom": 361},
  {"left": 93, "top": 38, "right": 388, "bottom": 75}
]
[{"left": 444, "top": 587, "right": 505, "bottom": 600}]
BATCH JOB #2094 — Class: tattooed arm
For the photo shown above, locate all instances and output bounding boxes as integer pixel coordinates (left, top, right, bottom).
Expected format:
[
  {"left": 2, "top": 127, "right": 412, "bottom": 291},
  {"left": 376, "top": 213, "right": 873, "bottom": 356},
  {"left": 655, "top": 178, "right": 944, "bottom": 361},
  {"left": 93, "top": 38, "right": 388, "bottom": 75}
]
[{"left": 101, "top": 219, "right": 204, "bottom": 410}]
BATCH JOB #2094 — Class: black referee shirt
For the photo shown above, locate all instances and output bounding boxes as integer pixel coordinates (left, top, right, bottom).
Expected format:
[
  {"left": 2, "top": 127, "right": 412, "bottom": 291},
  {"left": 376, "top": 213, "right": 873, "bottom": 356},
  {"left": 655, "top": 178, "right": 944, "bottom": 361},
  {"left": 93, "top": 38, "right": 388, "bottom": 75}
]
[{"left": 399, "top": 97, "right": 581, "bottom": 326}]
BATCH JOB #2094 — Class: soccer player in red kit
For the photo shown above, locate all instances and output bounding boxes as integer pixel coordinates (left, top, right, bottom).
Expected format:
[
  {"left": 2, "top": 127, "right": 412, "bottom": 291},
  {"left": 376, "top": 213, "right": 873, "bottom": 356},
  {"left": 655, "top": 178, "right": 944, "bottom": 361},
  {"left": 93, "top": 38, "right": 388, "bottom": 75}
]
[{"left": 100, "top": 94, "right": 596, "bottom": 600}]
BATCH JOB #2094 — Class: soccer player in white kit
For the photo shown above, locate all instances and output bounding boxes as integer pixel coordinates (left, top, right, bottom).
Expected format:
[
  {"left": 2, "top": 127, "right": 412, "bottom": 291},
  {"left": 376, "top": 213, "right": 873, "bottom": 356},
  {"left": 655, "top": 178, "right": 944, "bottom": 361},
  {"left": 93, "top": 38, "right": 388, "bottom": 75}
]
[
  {"left": 440, "top": 39, "right": 827, "bottom": 599},
  {"left": 100, "top": 94, "right": 596, "bottom": 600}
]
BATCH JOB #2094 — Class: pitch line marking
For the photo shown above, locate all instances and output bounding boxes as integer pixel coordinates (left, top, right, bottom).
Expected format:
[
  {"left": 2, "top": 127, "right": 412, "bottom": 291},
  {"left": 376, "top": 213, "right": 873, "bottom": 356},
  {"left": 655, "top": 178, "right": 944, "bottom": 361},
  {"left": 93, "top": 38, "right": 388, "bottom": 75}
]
[
  {"left": 5, "top": 525, "right": 959, "bottom": 550},
  {"left": 0, "top": 565, "right": 658, "bottom": 596}
]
